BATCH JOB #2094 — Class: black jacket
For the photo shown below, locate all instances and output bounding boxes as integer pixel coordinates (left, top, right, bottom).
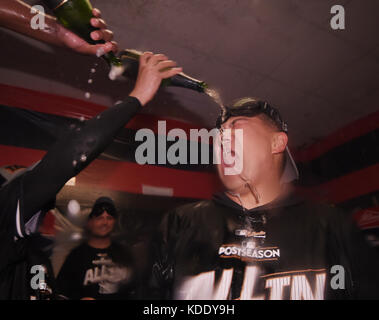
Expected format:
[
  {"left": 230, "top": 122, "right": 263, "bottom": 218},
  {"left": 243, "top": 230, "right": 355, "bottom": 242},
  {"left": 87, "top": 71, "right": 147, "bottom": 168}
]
[{"left": 152, "top": 190, "right": 379, "bottom": 300}]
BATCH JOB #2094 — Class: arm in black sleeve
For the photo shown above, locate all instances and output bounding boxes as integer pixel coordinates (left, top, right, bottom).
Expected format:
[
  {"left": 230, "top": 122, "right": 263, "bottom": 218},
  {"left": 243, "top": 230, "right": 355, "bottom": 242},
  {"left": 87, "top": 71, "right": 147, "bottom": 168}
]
[{"left": 21, "top": 96, "right": 141, "bottom": 224}]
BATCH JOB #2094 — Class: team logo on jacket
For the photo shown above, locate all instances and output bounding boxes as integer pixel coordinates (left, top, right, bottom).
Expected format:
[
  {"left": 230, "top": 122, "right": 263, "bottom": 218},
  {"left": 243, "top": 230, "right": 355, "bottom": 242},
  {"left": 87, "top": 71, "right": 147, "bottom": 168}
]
[{"left": 218, "top": 240, "right": 280, "bottom": 261}]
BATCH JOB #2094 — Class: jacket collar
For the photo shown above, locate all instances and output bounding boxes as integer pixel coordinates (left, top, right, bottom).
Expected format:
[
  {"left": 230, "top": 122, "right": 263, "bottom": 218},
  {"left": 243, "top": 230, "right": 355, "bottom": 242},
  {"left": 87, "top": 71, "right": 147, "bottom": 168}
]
[{"left": 212, "top": 185, "right": 304, "bottom": 216}]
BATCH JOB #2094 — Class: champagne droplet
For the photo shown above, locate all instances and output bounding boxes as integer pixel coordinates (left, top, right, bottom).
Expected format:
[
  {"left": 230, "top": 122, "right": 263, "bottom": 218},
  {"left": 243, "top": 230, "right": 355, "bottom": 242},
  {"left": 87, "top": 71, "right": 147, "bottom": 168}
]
[
  {"left": 96, "top": 47, "right": 105, "bottom": 58},
  {"left": 67, "top": 200, "right": 80, "bottom": 217},
  {"left": 80, "top": 154, "right": 87, "bottom": 162},
  {"left": 88, "top": 79, "right": 93, "bottom": 84},
  {"left": 90, "top": 68, "right": 96, "bottom": 73},
  {"left": 85, "top": 92, "right": 91, "bottom": 99}
]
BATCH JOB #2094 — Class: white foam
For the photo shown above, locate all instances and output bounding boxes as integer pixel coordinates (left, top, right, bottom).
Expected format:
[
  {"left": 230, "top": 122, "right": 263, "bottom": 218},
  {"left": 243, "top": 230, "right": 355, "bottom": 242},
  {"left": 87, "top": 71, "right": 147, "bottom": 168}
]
[
  {"left": 109, "top": 64, "right": 125, "bottom": 81},
  {"left": 96, "top": 47, "right": 105, "bottom": 58}
]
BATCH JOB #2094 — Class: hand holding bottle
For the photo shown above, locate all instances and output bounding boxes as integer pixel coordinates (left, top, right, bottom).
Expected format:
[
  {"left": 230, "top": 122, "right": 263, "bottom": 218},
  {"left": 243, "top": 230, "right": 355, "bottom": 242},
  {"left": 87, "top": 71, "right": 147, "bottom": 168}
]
[
  {"left": 56, "top": 8, "right": 118, "bottom": 56},
  {"left": 129, "top": 52, "right": 182, "bottom": 107}
]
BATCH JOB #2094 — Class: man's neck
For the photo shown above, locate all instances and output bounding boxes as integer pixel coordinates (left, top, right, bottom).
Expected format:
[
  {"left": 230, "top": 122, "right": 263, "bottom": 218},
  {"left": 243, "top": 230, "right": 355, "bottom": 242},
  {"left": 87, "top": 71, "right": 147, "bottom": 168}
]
[
  {"left": 87, "top": 237, "right": 111, "bottom": 249},
  {"left": 226, "top": 178, "right": 284, "bottom": 210}
]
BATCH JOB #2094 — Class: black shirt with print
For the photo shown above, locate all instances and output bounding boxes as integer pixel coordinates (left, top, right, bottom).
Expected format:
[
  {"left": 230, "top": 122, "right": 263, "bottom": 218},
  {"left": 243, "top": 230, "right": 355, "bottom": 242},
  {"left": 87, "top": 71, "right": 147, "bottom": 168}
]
[
  {"left": 151, "top": 191, "right": 379, "bottom": 300},
  {"left": 56, "top": 242, "right": 134, "bottom": 300}
]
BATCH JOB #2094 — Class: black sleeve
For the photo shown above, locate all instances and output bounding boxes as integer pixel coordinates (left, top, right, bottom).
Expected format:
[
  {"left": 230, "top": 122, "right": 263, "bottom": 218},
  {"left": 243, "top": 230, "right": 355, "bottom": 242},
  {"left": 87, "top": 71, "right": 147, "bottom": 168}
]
[
  {"left": 150, "top": 210, "right": 180, "bottom": 299},
  {"left": 330, "top": 208, "right": 379, "bottom": 299},
  {"left": 55, "top": 249, "right": 82, "bottom": 300},
  {"left": 19, "top": 96, "right": 141, "bottom": 226}
]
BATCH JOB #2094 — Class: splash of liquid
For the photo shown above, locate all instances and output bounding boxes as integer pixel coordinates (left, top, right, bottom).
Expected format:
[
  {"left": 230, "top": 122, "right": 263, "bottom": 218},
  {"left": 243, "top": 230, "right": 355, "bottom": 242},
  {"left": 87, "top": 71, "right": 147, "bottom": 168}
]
[
  {"left": 204, "top": 88, "right": 227, "bottom": 122},
  {"left": 85, "top": 63, "right": 98, "bottom": 99}
]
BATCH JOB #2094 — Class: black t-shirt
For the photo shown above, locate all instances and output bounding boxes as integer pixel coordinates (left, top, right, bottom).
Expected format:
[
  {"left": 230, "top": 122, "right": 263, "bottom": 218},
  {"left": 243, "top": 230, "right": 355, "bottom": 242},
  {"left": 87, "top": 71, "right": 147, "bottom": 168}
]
[
  {"left": 56, "top": 242, "right": 134, "bottom": 300},
  {"left": 152, "top": 191, "right": 379, "bottom": 300}
]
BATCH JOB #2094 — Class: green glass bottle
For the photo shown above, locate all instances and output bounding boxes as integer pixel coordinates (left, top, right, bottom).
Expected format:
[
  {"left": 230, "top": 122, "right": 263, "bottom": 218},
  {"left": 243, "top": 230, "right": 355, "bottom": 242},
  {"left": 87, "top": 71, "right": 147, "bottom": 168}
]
[
  {"left": 115, "top": 49, "right": 209, "bottom": 93},
  {"left": 42, "top": 0, "right": 121, "bottom": 66}
]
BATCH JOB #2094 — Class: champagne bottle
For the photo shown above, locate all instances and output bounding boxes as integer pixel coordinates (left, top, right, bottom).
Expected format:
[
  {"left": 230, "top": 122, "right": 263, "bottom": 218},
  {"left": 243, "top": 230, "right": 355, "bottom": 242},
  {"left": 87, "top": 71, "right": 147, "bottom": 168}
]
[
  {"left": 42, "top": 0, "right": 121, "bottom": 66},
  {"left": 110, "top": 49, "right": 209, "bottom": 93}
]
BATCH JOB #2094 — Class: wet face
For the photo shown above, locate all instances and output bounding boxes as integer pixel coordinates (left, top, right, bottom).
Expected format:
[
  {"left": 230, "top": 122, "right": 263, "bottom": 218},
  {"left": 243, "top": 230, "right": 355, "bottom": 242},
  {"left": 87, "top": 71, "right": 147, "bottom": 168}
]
[
  {"left": 216, "top": 115, "right": 287, "bottom": 193},
  {"left": 87, "top": 211, "right": 116, "bottom": 238}
]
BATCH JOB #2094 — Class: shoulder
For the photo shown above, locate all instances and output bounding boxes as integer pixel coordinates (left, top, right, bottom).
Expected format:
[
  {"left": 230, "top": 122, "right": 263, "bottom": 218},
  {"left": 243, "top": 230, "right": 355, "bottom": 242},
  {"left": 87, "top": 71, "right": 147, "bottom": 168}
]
[
  {"left": 173, "top": 200, "right": 215, "bottom": 216},
  {"left": 286, "top": 198, "right": 352, "bottom": 228},
  {"left": 167, "top": 199, "right": 219, "bottom": 224}
]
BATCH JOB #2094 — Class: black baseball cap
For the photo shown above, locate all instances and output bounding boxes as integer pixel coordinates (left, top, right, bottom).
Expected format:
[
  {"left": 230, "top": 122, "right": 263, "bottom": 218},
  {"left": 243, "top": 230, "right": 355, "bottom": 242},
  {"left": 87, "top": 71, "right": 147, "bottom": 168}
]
[
  {"left": 89, "top": 197, "right": 118, "bottom": 219},
  {"left": 216, "top": 97, "right": 299, "bottom": 183}
]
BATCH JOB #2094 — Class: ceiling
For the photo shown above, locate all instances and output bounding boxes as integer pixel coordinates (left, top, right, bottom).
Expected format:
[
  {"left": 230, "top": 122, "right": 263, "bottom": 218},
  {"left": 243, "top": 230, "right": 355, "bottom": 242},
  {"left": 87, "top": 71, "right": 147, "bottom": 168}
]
[{"left": 1, "top": 0, "right": 379, "bottom": 149}]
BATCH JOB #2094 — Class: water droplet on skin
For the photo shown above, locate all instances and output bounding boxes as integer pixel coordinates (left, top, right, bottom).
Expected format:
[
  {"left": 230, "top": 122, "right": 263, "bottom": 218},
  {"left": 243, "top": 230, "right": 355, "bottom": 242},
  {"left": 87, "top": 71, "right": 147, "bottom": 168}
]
[{"left": 85, "top": 92, "right": 91, "bottom": 99}]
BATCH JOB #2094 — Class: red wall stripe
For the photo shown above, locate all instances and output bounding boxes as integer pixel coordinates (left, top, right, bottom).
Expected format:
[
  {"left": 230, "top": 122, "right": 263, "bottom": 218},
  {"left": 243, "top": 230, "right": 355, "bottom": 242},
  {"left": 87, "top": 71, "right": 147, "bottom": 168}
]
[
  {"left": 0, "top": 144, "right": 221, "bottom": 199},
  {"left": 299, "top": 163, "right": 379, "bottom": 204},
  {"left": 294, "top": 110, "right": 379, "bottom": 163},
  {"left": 0, "top": 83, "right": 209, "bottom": 139}
]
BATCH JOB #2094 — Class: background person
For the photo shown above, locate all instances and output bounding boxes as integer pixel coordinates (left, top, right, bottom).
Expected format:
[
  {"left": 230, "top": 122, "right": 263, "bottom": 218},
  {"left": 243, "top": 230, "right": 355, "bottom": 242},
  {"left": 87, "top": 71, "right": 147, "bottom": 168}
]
[{"left": 56, "top": 197, "right": 135, "bottom": 300}]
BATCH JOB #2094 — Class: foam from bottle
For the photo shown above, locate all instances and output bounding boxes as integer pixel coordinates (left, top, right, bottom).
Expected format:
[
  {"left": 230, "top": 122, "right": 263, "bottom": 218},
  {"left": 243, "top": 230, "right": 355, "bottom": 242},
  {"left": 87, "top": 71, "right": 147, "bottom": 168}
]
[
  {"left": 109, "top": 64, "right": 126, "bottom": 81},
  {"left": 96, "top": 47, "right": 105, "bottom": 58}
]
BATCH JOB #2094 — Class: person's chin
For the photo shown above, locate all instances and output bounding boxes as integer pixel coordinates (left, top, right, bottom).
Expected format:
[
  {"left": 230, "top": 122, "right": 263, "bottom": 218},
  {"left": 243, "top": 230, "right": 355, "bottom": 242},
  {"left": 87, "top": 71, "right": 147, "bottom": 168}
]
[
  {"left": 220, "top": 175, "right": 244, "bottom": 192},
  {"left": 94, "top": 232, "right": 111, "bottom": 238}
]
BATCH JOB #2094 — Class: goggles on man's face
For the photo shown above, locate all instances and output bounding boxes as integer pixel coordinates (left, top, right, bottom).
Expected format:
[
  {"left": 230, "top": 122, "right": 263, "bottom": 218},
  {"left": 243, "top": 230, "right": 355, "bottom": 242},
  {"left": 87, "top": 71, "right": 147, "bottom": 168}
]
[{"left": 216, "top": 99, "right": 288, "bottom": 133}]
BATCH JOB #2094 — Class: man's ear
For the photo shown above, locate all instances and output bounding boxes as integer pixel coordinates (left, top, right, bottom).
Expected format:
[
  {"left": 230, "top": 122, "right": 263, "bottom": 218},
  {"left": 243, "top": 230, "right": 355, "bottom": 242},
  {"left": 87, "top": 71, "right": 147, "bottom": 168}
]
[{"left": 272, "top": 132, "right": 288, "bottom": 154}]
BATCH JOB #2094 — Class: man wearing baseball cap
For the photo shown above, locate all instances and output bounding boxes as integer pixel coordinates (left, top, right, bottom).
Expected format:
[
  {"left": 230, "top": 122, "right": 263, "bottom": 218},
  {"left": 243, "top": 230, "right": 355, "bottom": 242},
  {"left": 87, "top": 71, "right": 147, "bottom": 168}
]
[
  {"left": 56, "top": 197, "right": 135, "bottom": 300},
  {"left": 151, "top": 97, "right": 379, "bottom": 300}
]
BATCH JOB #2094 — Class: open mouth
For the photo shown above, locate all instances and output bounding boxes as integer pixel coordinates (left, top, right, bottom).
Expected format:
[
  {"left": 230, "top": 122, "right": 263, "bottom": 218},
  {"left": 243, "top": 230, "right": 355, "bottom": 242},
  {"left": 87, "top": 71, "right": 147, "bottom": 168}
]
[{"left": 221, "top": 147, "right": 236, "bottom": 168}]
